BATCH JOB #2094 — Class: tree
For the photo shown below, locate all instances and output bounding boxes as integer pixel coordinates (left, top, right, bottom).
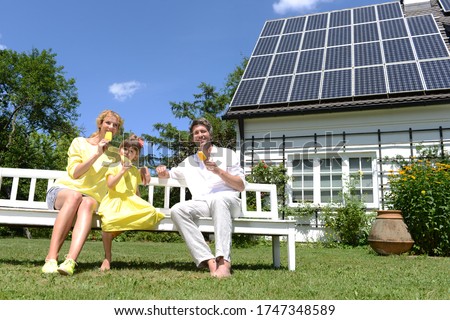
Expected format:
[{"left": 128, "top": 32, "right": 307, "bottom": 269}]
[
  {"left": 143, "top": 58, "right": 246, "bottom": 167},
  {"left": 0, "top": 48, "right": 80, "bottom": 168}
]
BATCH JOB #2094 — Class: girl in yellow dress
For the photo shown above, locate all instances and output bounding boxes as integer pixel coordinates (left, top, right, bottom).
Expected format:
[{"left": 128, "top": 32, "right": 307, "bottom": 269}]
[{"left": 98, "top": 134, "right": 165, "bottom": 270}]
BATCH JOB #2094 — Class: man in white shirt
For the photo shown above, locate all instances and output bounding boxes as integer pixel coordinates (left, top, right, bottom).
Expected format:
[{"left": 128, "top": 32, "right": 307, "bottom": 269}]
[{"left": 156, "top": 118, "right": 246, "bottom": 278}]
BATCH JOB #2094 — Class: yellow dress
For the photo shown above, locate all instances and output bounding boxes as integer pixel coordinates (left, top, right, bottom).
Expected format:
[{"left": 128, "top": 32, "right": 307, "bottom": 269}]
[
  {"left": 53, "top": 137, "right": 120, "bottom": 202},
  {"left": 98, "top": 165, "right": 165, "bottom": 232}
]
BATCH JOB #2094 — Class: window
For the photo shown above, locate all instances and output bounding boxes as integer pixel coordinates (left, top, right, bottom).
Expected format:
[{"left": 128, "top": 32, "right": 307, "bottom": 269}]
[
  {"left": 349, "top": 157, "right": 374, "bottom": 202},
  {"left": 320, "top": 157, "right": 343, "bottom": 203},
  {"left": 292, "top": 159, "right": 314, "bottom": 202},
  {"left": 289, "top": 154, "right": 376, "bottom": 206}
]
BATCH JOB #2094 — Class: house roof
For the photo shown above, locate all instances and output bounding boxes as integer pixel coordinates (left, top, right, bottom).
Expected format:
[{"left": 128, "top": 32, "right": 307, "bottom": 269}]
[{"left": 224, "top": 0, "right": 450, "bottom": 120}]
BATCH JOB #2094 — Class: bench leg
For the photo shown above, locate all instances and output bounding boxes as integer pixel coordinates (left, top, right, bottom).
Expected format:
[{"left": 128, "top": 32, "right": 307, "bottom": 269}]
[
  {"left": 287, "top": 232, "right": 296, "bottom": 271},
  {"left": 272, "top": 235, "right": 281, "bottom": 268}
]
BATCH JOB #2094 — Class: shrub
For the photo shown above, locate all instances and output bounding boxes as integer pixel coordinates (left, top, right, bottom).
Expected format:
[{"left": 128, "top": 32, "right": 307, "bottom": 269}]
[
  {"left": 322, "top": 174, "right": 373, "bottom": 247},
  {"left": 386, "top": 146, "right": 450, "bottom": 256}
]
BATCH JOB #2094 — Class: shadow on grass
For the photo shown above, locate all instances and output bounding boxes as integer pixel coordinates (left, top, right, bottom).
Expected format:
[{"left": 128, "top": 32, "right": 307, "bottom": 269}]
[{"left": 0, "top": 258, "right": 282, "bottom": 274}]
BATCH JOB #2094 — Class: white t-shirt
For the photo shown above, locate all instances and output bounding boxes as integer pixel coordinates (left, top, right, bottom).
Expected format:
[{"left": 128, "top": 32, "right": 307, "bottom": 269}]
[{"left": 168, "top": 146, "right": 245, "bottom": 199}]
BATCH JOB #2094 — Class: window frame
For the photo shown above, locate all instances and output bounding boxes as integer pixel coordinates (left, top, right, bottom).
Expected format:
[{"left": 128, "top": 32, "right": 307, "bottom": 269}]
[{"left": 287, "top": 152, "right": 378, "bottom": 208}]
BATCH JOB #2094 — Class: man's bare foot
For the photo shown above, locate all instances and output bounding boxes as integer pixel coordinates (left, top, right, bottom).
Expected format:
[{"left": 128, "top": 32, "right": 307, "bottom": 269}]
[
  {"left": 100, "top": 259, "right": 111, "bottom": 271},
  {"left": 206, "top": 258, "right": 217, "bottom": 277},
  {"left": 214, "top": 257, "right": 231, "bottom": 278}
]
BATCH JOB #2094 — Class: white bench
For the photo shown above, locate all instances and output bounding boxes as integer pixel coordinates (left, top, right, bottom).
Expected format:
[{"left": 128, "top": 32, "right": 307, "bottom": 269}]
[{"left": 0, "top": 167, "right": 296, "bottom": 271}]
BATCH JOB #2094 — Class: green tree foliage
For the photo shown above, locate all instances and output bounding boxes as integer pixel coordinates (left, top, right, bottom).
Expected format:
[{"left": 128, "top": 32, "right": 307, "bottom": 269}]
[
  {"left": 0, "top": 48, "right": 80, "bottom": 169},
  {"left": 0, "top": 48, "right": 81, "bottom": 238},
  {"left": 143, "top": 58, "right": 246, "bottom": 168}
]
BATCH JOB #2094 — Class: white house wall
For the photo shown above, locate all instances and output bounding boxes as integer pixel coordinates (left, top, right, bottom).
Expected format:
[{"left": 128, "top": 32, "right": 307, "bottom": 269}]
[{"left": 237, "top": 103, "right": 450, "bottom": 242}]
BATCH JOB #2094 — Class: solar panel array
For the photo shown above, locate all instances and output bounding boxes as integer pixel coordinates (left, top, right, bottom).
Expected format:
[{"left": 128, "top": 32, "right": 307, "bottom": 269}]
[{"left": 231, "top": 2, "right": 450, "bottom": 107}]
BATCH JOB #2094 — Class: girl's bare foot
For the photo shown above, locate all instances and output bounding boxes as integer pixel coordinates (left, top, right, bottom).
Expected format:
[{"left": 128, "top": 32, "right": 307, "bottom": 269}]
[{"left": 100, "top": 259, "right": 111, "bottom": 271}]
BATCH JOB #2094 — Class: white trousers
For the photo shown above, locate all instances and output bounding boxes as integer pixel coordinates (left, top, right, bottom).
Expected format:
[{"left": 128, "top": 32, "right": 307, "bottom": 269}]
[{"left": 170, "top": 192, "right": 242, "bottom": 267}]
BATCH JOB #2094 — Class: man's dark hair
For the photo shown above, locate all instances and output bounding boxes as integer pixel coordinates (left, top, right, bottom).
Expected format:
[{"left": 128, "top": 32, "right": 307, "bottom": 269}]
[{"left": 189, "top": 118, "right": 213, "bottom": 136}]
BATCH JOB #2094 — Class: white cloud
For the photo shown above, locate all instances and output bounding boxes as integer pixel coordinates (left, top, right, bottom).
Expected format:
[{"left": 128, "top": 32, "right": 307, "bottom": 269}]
[
  {"left": 273, "top": 0, "right": 325, "bottom": 14},
  {"left": 108, "top": 80, "right": 143, "bottom": 101}
]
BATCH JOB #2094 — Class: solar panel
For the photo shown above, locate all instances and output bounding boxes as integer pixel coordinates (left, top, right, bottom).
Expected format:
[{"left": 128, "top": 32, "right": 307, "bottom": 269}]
[
  {"left": 383, "top": 38, "right": 415, "bottom": 63},
  {"left": 325, "top": 46, "right": 352, "bottom": 70},
  {"left": 243, "top": 56, "right": 272, "bottom": 79},
  {"left": 231, "top": 79, "right": 265, "bottom": 106},
  {"left": 270, "top": 52, "right": 298, "bottom": 76},
  {"left": 327, "top": 26, "right": 351, "bottom": 46},
  {"left": 290, "top": 73, "right": 321, "bottom": 101},
  {"left": 321, "top": 69, "right": 352, "bottom": 99},
  {"left": 277, "top": 33, "right": 302, "bottom": 53},
  {"left": 377, "top": 2, "right": 403, "bottom": 20},
  {"left": 354, "top": 23, "right": 379, "bottom": 43},
  {"left": 387, "top": 63, "right": 423, "bottom": 93},
  {"left": 253, "top": 37, "right": 278, "bottom": 56},
  {"left": 421, "top": 59, "right": 450, "bottom": 90},
  {"left": 354, "top": 42, "right": 383, "bottom": 66},
  {"left": 302, "top": 29, "right": 326, "bottom": 49},
  {"left": 261, "top": 20, "right": 284, "bottom": 36},
  {"left": 284, "top": 16, "right": 306, "bottom": 34},
  {"left": 379, "top": 19, "right": 408, "bottom": 39},
  {"left": 413, "top": 35, "right": 449, "bottom": 60},
  {"left": 407, "top": 15, "right": 439, "bottom": 36},
  {"left": 260, "top": 76, "right": 292, "bottom": 104},
  {"left": 305, "top": 13, "right": 328, "bottom": 31},
  {"left": 297, "top": 49, "right": 324, "bottom": 73},
  {"left": 438, "top": 0, "right": 450, "bottom": 13},
  {"left": 230, "top": 2, "right": 450, "bottom": 107},
  {"left": 355, "top": 66, "right": 387, "bottom": 96},
  {"left": 330, "top": 10, "right": 351, "bottom": 27},
  {"left": 353, "top": 6, "right": 376, "bottom": 24}
]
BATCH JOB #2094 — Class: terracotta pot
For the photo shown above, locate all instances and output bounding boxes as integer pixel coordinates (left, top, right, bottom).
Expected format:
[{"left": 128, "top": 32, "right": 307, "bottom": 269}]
[{"left": 368, "top": 210, "right": 414, "bottom": 255}]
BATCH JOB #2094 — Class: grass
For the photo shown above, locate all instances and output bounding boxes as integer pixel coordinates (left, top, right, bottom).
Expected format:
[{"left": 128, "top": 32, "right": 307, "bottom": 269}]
[{"left": 0, "top": 238, "right": 449, "bottom": 300}]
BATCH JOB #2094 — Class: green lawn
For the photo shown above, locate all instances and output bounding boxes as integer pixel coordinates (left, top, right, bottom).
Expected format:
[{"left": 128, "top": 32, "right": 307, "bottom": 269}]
[{"left": 0, "top": 238, "right": 449, "bottom": 300}]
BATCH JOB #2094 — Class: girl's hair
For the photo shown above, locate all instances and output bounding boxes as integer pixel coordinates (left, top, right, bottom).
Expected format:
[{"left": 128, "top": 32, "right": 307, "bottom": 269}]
[
  {"left": 120, "top": 134, "right": 144, "bottom": 158},
  {"left": 90, "top": 110, "right": 124, "bottom": 138}
]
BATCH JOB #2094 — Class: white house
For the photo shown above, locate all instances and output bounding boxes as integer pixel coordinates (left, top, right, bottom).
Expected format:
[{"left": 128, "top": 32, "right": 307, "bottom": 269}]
[{"left": 223, "top": 0, "right": 450, "bottom": 241}]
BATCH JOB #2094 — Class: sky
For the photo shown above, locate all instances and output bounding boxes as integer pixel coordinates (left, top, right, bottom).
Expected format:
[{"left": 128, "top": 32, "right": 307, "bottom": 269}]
[{"left": 1, "top": 0, "right": 389, "bottom": 138}]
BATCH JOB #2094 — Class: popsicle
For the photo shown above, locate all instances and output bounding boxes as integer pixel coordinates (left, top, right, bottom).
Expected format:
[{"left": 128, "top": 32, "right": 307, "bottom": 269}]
[
  {"left": 105, "top": 131, "right": 112, "bottom": 141},
  {"left": 121, "top": 155, "right": 131, "bottom": 166},
  {"left": 197, "top": 151, "right": 207, "bottom": 161}
]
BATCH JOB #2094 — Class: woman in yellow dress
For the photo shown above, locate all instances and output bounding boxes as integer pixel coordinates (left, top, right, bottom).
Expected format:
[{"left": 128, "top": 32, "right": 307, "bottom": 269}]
[
  {"left": 98, "top": 134, "right": 165, "bottom": 271},
  {"left": 42, "top": 110, "right": 123, "bottom": 276}
]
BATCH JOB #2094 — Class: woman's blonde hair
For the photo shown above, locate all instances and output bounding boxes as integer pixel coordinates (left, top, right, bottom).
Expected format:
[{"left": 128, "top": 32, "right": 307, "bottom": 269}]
[{"left": 90, "top": 109, "right": 124, "bottom": 138}]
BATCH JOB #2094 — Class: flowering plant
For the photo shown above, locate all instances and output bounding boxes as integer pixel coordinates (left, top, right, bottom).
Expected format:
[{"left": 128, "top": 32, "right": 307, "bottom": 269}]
[
  {"left": 246, "top": 160, "right": 289, "bottom": 192},
  {"left": 386, "top": 146, "right": 450, "bottom": 256},
  {"left": 246, "top": 161, "right": 289, "bottom": 211}
]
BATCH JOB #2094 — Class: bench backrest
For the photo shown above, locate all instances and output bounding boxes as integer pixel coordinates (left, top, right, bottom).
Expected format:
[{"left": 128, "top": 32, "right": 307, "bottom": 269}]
[{"left": 0, "top": 167, "right": 279, "bottom": 220}]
